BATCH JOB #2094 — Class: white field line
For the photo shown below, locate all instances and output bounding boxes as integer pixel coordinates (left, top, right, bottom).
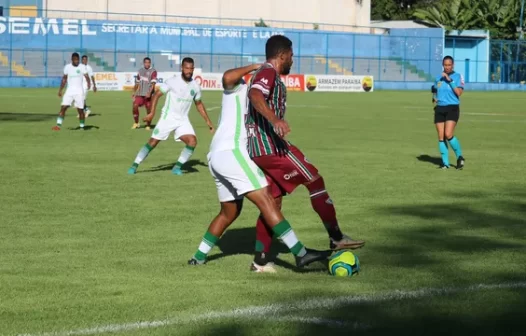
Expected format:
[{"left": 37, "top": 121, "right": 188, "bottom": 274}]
[{"left": 15, "top": 281, "right": 526, "bottom": 336}]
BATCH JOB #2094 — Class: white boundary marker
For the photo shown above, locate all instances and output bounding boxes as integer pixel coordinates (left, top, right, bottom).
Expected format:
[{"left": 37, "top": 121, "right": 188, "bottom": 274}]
[{"left": 15, "top": 281, "right": 526, "bottom": 336}]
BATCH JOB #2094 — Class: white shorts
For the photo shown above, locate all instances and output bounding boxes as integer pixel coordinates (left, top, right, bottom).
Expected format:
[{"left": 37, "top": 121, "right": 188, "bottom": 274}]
[
  {"left": 83, "top": 88, "right": 90, "bottom": 99},
  {"left": 208, "top": 149, "right": 268, "bottom": 202},
  {"left": 61, "top": 92, "right": 85, "bottom": 109},
  {"left": 152, "top": 118, "right": 195, "bottom": 141}
]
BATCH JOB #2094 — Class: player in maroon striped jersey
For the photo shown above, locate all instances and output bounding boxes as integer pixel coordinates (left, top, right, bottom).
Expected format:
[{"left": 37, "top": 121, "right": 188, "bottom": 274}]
[
  {"left": 132, "top": 57, "right": 157, "bottom": 130},
  {"left": 246, "top": 35, "right": 365, "bottom": 272}
]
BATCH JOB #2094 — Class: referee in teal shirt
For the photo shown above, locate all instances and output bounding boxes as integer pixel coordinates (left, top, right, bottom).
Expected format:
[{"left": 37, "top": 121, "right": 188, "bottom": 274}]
[{"left": 431, "top": 56, "right": 465, "bottom": 169}]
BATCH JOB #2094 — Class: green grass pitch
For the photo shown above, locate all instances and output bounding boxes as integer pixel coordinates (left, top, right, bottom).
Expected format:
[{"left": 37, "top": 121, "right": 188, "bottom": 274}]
[{"left": 1, "top": 88, "right": 526, "bottom": 336}]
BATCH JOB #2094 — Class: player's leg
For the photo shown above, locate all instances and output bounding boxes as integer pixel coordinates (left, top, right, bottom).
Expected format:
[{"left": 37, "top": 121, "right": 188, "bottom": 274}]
[
  {"left": 84, "top": 89, "right": 91, "bottom": 118},
  {"left": 253, "top": 147, "right": 364, "bottom": 252},
  {"left": 53, "top": 105, "right": 68, "bottom": 131},
  {"left": 128, "top": 138, "right": 161, "bottom": 174},
  {"left": 54, "top": 92, "right": 75, "bottom": 130},
  {"left": 128, "top": 120, "right": 168, "bottom": 175},
  {"left": 245, "top": 188, "right": 332, "bottom": 268},
  {"left": 286, "top": 146, "right": 364, "bottom": 250},
  {"left": 144, "top": 99, "right": 152, "bottom": 130},
  {"left": 434, "top": 107, "right": 449, "bottom": 168},
  {"left": 172, "top": 122, "right": 197, "bottom": 175},
  {"left": 132, "top": 97, "right": 142, "bottom": 129},
  {"left": 253, "top": 191, "right": 282, "bottom": 272},
  {"left": 189, "top": 199, "right": 243, "bottom": 265},
  {"left": 445, "top": 107, "right": 464, "bottom": 169},
  {"left": 74, "top": 95, "right": 86, "bottom": 129},
  {"left": 188, "top": 151, "right": 246, "bottom": 265},
  {"left": 76, "top": 108, "right": 85, "bottom": 129}
]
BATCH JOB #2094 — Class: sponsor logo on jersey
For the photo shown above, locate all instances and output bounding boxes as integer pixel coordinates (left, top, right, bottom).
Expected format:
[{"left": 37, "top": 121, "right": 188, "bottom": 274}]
[{"left": 283, "top": 170, "right": 299, "bottom": 180}]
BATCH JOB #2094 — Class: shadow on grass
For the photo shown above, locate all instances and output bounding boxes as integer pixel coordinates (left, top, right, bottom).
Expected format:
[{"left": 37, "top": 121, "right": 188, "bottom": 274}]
[
  {"left": 416, "top": 154, "right": 443, "bottom": 167},
  {"left": 140, "top": 159, "right": 208, "bottom": 174},
  {"left": 196, "top": 187, "right": 526, "bottom": 335},
  {"left": 0, "top": 112, "right": 57, "bottom": 122},
  {"left": 208, "top": 227, "right": 326, "bottom": 273},
  {"left": 68, "top": 125, "right": 100, "bottom": 130}
]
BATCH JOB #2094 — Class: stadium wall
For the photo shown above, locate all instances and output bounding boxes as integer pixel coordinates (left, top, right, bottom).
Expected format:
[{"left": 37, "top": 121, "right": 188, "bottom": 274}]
[
  {"left": 0, "top": 17, "right": 443, "bottom": 70},
  {"left": 2, "top": 76, "right": 526, "bottom": 91},
  {"left": 44, "top": 0, "right": 371, "bottom": 30}
]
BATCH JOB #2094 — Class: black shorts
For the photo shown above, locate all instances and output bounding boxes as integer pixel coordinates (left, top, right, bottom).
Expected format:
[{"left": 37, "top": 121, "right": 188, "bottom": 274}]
[{"left": 434, "top": 105, "right": 460, "bottom": 123}]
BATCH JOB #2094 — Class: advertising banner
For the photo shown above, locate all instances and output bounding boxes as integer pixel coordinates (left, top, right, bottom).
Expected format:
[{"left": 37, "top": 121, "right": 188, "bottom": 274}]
[
  {"left": 93, "top": 73, "right": 374, "bottom": 93},
  {"left": 304, "top": 75, "right": 374, "bottom": 92}
]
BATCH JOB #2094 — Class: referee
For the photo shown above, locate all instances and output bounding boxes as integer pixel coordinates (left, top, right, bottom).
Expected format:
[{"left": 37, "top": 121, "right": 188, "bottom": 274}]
[{"left": 431, "top": 56, "right": 465, "bottom": 169}]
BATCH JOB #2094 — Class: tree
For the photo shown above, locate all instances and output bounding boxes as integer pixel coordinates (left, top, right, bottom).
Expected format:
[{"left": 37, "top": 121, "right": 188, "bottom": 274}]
[
  {"left": 412, "top": 0, "right": 483, "bottom": 33},
  {"left": 479, "top": 0, "right": 521, "bottom": 40},
  {"left": 371, "top": 0, "right": 439, "bottom": 21},
  {"left": 254, "top": 18, "right": 269, "bottom": 28},
  {"left": 412, "top": 0, "right": 521, "bottom": 38}
]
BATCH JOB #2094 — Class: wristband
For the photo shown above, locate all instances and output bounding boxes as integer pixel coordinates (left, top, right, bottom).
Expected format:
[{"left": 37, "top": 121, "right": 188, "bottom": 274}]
[{"left": 450, "top": 82, "right": 457, "bottom": 89}]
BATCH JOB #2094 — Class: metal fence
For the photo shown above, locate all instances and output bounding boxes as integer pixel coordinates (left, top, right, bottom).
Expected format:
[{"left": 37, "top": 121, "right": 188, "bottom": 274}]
[
  {"left": 489, "top": 40, "right": 526, "bottom": 83},
  {"left": 0, "top": 19, "right": 525, "bottom": 82}
]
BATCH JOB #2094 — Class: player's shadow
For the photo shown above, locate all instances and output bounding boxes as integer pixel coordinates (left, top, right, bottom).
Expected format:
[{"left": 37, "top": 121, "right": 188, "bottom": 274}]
[
  {"left": 208, "top": 227, "right": 327, "bottom": 273},
  {"left": 0, "top": 112, "right": 56, "bottom": 122},
  {"left": 416, "top": 154, "right": 443, "bottom": 167},
  {"left": 68, "top": 125, "right": 100, "bottom": 130},
  {"left": 142, "top": 159, "right": 207, "bottom": 174}
]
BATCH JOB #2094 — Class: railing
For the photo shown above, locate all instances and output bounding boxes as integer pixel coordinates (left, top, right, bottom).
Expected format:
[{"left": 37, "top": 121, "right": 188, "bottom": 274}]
[{"left": 0, "top": 16, "right": 525, "bottom": 82}]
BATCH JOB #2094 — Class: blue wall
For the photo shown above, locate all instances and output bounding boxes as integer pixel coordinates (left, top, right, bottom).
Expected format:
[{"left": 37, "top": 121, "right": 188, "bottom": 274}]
[
  {"left": 389, "top": 28, "right": 444, "bottom": 78},
  {"left": 2, "top": 77, "right": 526, "bottom": 91},
  {"left": 0, "top": 17, "right": 443, "bottom": 76},
  {"left": 445, "top": 37, "right": 489, "bottom": 82}
]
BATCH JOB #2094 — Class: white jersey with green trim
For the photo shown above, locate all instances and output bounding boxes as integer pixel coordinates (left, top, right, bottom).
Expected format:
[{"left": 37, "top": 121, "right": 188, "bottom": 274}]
[
  {"left": 209, "top": 82, "right": 249, "bottom": 153},
  {"left": 157, "top": 75, "right": 202, "bottom": 121}
]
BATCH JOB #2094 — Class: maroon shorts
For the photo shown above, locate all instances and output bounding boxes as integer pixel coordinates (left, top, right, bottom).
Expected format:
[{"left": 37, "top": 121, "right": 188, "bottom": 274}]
[
  {"left": 252, "top": 145, "right": 319, "bottom": 198},
  {"left": 134, "top": 96, "right": 151, "bottom": 109}
]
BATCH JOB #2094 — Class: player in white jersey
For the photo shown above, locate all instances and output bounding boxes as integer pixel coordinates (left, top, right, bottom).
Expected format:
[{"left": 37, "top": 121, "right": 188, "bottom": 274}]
[
  {"left": 187, "top": 64, "right": 332, "bottom": 271},
  {"left": 81, "top": 55, "right": 97, "bottom": 118},
  {"left": 53, "top": 52, "right": 91, "bottom": 131},
  {"left": 127, "top": 57, "right": 214, "bottom": 175}
]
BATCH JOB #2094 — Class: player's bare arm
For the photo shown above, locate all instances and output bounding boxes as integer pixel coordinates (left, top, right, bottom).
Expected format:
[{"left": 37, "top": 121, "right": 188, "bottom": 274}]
[
  {"left": 146, "top": 71, "right": 157, "bottom": 99},
  {"left": 442, "top": 72, "right": 463, "bottom": 97},
  {"left": 84, "top": 74, "right": 91, "bottom": 91},
  {"left": 143, "top": 89, "right": 163, "bottom": 123},
  {"left": 91, "top": 76, "right": 97, "bottom": 92},
  {"left": 248, "top": 88, "right": 290, "bottom": 138},
  {"left": 222, "top": 64, "right": 260, "bottom": 90},
  {"left": 132, "top": 74, "right": 140, "bottom": 98},
  {"left": 195, "top": 100, "right": 214, "bottom": 133},
  {"left": 58, "top": 75, "right": 67, "bottom": 97}
]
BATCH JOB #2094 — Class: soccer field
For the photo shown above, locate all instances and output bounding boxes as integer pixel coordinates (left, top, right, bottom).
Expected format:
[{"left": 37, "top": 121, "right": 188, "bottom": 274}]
[{"left": 1, "top": 88, "right": 526, "bottom": 336}]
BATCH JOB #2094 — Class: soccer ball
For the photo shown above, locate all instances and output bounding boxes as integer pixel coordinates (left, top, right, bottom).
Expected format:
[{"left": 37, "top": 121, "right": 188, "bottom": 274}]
[{"left": 328, "top": 250, "right": 360, "bottom": 277}]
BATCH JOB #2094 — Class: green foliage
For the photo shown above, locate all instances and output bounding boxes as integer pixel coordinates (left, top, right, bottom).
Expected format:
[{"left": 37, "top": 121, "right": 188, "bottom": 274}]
[
  {"left": 412, "top": 0, "right": 523, "bottom": 39},
  {"left": 371, "top": 0, "right": 439, "bottom": 20},
  {"left": 254, "top": 18, "right": 269, "bottom": 28}
]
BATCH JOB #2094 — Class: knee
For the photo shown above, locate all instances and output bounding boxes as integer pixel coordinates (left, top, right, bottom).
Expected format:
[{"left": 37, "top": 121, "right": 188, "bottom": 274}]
[
  {"left": 219, "top": 209, "right": 238, "bottom": 223},
  {"left": 273, "top": 196, "right": 283, "bottom": 209},
  {"left": 186, "top": 136, "right": 197, "bottom": 148},
  {"left": 133, "top": 104, "right": 139, "bottom": 110},
  {"left": 445, "top": 131, "right": 454, "bottom": 140}
]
